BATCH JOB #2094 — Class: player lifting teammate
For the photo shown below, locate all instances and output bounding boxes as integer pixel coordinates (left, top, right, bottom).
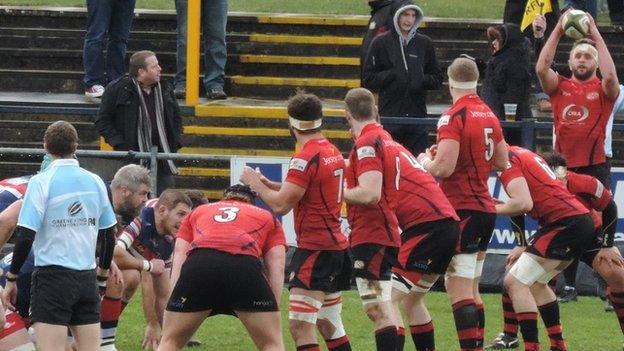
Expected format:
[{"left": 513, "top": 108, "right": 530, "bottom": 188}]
[
  {"left": 241, "top": 92, "right": 352, "bottom": 351},
  {"left": 417, "top": 57, "right": 508, "bottom": 350},
  {"left": 496, "top": 146, "right": 596, "bottom": 351},
  {"left": 158, "top": 185, "right": 287, "bottom": 351}
]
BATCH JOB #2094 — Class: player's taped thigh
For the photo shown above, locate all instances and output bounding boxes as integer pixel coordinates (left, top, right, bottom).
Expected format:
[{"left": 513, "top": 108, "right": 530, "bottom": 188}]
[
  {"left": 355, "top": 277, "right": 392, "bottom": 305},
  {"left": 316, "top": 293, "right": 346, "bottom": 339},
  {"left": 445, "top": 253, "right": 478, "bottom": 279},
  {"left": 509, "top": 253, "right": 560, "bottom": 286},
  {"left": 392, "top": 273, "right": 435, "bottom": 294},
  {"left": 289, "top": 294, "right": 323, "bottom": 324}
]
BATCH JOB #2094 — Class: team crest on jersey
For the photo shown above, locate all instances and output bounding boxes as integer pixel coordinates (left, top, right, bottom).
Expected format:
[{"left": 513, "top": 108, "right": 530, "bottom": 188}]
[
  {"left": 437, "top": 115, "right": 450, "bottom": 129},
  {"left": 562, "top": 104, "right": 589, "bottom": 122},
  {"left": 587, "top": 91, "right": 599, "bottom": 101},
  {"left": 289, "top": 158, "right": 308, "bottom": 172},
  {"left": 357, "top": 146, "right": 376, "bottom": 160}
]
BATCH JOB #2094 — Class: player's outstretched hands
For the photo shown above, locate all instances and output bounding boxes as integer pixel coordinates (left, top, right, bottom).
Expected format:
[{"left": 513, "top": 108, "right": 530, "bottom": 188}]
[
  {"left": 506, "top": 246, "right": 525, "bottom": 268},
  {"left": 585, "top": 12, "right": 599, "bottom": 39},
  {"left": 142, "top": 322, "right": 162, "bottom": 350},
  {"left": 2, "top": 281, "right": 16, "bottom": 311},
  {"left": 150, "top": 259, "right": 165, "bottom": 275},
  {"left": 240, "top": 166, "right": 260, "bottom": 187},
  {"left": 595, "top": 246, "right": 624, "bottom": 270}
]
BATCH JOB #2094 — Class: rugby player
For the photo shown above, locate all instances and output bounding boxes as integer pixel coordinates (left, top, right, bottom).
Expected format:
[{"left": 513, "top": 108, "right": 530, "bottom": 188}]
[
  {"left": 343, "top": 88, "right": 460, "bottom": 351},
  {"left": 98, "top": 164, "right": 152, "bottom": 351},
  {"left": 487, "top": 154, "right": 619, "bottom": 350},
  {"left": 241, "top": 92, "right": 352, "bottom": 351},
  {"left": 417, "top": 57, "right": 508, "bottom": 350},
  {"left": 536, "top": 10, "right": 620, "bottom": 302},
  {"left": 497, "top": 146, "right": 596, "bottom": 351},
  {"left": 341, "top": 88, "right": 401, "bottom": 351},
  {"left": 3, "top": 121, "right": 117, "bottom": 351},
  {"left": 158, "top": 185, "right": 287, "bottom": 351},
  {"left": 102, "top": 190, "right": 191, "bottom": 350},
  {"left": 0, "top": 253, "right": 35, "bottom": 351}
]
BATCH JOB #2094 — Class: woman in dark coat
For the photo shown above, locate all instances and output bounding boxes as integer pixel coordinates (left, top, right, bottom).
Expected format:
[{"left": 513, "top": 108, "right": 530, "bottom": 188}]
[{"left": 480, "top": 23, "right": 533, "bottom": 123}]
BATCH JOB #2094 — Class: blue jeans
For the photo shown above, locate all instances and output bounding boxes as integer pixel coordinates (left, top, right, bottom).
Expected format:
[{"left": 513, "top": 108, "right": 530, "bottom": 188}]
[
  {"left": 83, "top": 0, "right": 136, "bottom": 87},
  {"left": 564, "top": 0, "right": 598, "bottom": 18},
  {"left": 175, "top": 0, "right": 228, "bottom": 90}
]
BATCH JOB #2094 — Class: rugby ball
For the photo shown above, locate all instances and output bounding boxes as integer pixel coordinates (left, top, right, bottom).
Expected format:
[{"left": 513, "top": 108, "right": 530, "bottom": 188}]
[{"left": 562, "top": 10, "right": 590, "bottom": 40}]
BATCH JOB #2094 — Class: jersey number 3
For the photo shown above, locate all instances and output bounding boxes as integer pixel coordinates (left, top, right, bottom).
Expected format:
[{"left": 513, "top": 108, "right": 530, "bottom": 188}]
[{"left": 214, "top": 207, "right": 240, "bottom": 223}]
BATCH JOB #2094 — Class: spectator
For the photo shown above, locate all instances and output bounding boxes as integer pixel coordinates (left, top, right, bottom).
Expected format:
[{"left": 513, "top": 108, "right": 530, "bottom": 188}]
[
  {"left": 480, "top": 23, "right": 533, "bottom": 127},
  {"left": 83, "top": 0, "right": 136, "bottom": 99},
  {"left": 362, "top": 4, "right": 443, "bottom": 156},
  {"left": 607, "top": 0, "right": 624, "bottom": 25},
  {"left": 95, "top": 50, "right": 182, "bottom": 195},
  {"left": 174, "top": 0, "right": 228, "bottom": 100},
  {"left": 564, "top": 0, "right": 598, "bottom": 18},
  {"left": 361, "top": 0, "right": 412, "bottom": 70}
]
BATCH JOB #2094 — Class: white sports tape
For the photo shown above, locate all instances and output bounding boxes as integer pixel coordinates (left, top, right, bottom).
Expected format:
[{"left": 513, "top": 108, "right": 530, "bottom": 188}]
[
  {"left": 289, "top": 117, "right": 322, "bottom": 131},
  {"left": 289, "top": 294, "right": 323, "bottom": 324},
  {"left": 449, "top": 78, "right": 477, "bottom": 89},
  {"left": 11, "top": 343, "right": 36, "bottom": 351},
  {"left": 392, "top": 273, "right": 435, "bottom": 294},
  {"left": 474, "top": 259, "right": 484, "bottom": 278},
  {"left": 445, "top": 253, "right": 478, "bottom": 279},
  {"left": 554, "top": 166, "right": 567, "bottom": 179},
  {"left": 508, "top": 253, "right": 559, "bottom": 286},
  {"left": 317, "top": 293, "right": 346, "bottom": 339},
  {"left": 355, "top": 278, "right": 392, "bottom": 305}
]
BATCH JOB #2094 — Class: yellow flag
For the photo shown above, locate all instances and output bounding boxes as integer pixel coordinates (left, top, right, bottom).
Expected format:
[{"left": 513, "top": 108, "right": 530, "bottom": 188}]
[{"left": 520, "top": 0, "right": 553, "bottom": 31}]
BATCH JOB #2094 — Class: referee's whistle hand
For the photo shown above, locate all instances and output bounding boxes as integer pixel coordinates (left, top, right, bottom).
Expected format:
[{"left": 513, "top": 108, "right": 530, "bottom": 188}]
[{"left": 2, "top": 282, "right": 17, "bottom": 311}]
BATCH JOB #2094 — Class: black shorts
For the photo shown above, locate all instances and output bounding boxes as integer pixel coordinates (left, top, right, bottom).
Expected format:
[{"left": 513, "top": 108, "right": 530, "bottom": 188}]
[
  {"left": 288, "top": 248, "right": 351, "bottom": 292},
  {"left": 0, "top": 191, "right": 18, "bottom": 213},
  {"left": 30, "top": 266, "right": 100, "bottom": 326},
  {"left": 457, "top": 210, "right": 497, "bottom": 253},
  {"left": 526, "top": 214, "right": 595, "bottom": 261},
  {"left": 167, "top": 249, "right": 278, "bottom": 313},
  {"left": 392, "top": 218, "right": 460, "bottom": 283},
  {"left": 351, "top": 244, "right": 398, "bottom": 281},
  {"left": 579, "top": 227, "right": 605, "bottom": 267},
  {"left": 570, "top": 161, "right": 612, "bottom": 190}
]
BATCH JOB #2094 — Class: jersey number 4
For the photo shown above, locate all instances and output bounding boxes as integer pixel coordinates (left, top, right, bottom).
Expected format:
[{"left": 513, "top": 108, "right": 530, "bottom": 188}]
[{"left": 214, "top": 207, "right": 240, "bottom": 222}]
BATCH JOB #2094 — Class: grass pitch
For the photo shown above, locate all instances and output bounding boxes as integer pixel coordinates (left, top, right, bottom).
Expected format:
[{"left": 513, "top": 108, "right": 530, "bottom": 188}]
[{"left": 116, "top": 290, "right": 621, "bottom": 350}]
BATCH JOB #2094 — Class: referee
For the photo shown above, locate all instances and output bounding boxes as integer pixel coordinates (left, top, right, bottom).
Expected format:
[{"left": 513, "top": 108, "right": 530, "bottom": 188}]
[{"left": 2, "top": 121, "right": 117, "bottom": 351}]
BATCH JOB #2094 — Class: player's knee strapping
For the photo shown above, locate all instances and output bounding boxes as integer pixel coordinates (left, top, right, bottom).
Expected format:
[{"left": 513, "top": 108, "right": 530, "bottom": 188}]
[
  {"left": 289, "top": 294, "right": 323, "bottom": 324},
  {"left": 391, "top": 273, "right": 434, "bottom": 294},
  {"left": 509, "top": 254, "right": 559, "bottom": 286},
  {"left": 445, "top": 253, "right": 478, "bottom": 279},
  {"left": 317, "top": 293, "right": 346, "bottom": 339},
  {"left": 355, "top": 277, "right": 392, "bottom": 305}
]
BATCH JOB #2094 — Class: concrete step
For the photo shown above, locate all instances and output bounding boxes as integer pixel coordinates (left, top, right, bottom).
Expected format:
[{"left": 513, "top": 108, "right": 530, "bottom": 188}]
[
  {"left": 0, "top": 119, "right": 98, "bottom": 143},
  {"left": 0, "top": 7, "right": 369, "bottom": 36}
]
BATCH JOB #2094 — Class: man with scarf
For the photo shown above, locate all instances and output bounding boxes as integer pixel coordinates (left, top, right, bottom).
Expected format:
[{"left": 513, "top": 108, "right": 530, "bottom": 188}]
[
  {"left": 362, "top": 4, "right": 443, "bottom": 156},
  {"left": 96, "top": 50, "right": 183, "bottom": 195}
]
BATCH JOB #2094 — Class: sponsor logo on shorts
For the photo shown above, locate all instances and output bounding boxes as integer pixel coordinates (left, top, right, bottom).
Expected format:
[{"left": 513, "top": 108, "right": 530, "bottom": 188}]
[
  {"left": 289, "top": 158, "right": 308, "bottom": 172},
  {"left": 289, "top": 271, "right": 295, "bottom": 282},
  {"left": 253, "top": 300, "right": 273, "bottom": 307},
  {"left": 410, "top": 260, "right": 430, "bottom": 271},
  {"left": 356, "top": 146, "right": 376, "bottom": 160}
]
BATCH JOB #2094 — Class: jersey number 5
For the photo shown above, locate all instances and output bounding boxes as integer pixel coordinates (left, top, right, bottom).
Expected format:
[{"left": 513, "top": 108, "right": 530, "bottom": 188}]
[
  {"left": 214, "top": 207, "right": 240, "bottom": 223},
  {"left": 484, "top": 127, "right": 494, "bottom": 161}
]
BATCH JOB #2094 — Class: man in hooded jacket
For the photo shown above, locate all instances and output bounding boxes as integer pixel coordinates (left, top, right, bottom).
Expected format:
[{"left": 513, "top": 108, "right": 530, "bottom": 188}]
[
  {"left": 361, "top": 0, "right": 412, "bottom": 69},
  {"left": 362, "top": 4, "right": 443, "bottom": 156}
]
